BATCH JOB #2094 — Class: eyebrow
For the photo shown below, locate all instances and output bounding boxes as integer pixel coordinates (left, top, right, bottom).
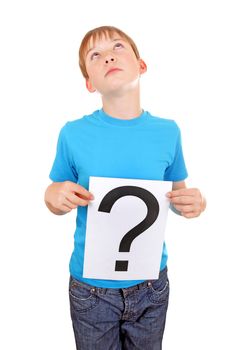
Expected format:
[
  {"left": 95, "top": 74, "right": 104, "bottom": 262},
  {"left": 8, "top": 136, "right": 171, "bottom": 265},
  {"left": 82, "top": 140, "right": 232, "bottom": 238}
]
[{"left": 86, "top": 38, "right": 126, "bottom": 57}]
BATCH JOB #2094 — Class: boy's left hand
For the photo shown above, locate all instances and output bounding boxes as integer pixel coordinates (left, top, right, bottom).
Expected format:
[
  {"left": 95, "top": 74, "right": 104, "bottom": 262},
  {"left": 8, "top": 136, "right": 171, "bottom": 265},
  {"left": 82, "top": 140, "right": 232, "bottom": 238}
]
[{"left": 166, "top": 188, "right": 206, "bottom": 218}]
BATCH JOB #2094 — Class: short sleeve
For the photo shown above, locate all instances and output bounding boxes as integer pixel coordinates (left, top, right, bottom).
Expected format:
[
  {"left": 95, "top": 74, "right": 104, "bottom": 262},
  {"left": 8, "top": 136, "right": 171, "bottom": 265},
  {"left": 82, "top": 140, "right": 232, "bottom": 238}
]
[
  {"left": 49, "top": 123, "right": 78, "bottom": 183},
  {"left": 164, "top": 124, "right": 188, "bottom": 181}
]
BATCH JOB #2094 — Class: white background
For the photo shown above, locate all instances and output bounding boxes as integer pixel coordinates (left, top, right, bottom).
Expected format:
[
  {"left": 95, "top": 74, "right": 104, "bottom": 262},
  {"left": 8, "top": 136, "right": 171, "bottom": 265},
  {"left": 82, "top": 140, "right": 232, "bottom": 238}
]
[{"left": 0, "top": 0, "right": 232, "bottom": 349}]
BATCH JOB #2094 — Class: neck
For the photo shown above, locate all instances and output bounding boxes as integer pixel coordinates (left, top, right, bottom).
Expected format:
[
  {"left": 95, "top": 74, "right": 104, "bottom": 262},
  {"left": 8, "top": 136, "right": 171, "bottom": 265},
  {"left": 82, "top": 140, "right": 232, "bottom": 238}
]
[{"left": 101, "top": 86, "right": 142, "bottom": 120}]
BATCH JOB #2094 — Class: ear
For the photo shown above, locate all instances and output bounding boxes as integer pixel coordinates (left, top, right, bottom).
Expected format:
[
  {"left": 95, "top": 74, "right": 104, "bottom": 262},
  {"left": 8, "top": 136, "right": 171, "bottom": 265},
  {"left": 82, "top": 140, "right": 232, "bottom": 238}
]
[
  {"left": 139, "top": 59, "right": 147, "bottom": 75},
  {"left": 86, "top": 79, "right": 96, "bottom": 93}
]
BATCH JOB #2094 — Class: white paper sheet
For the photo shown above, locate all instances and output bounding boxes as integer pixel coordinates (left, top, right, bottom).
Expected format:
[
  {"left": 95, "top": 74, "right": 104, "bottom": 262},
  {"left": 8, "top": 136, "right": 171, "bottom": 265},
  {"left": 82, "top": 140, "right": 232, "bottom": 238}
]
[{"left": 83, "top": 176, "right": 172, "bottom": 280}]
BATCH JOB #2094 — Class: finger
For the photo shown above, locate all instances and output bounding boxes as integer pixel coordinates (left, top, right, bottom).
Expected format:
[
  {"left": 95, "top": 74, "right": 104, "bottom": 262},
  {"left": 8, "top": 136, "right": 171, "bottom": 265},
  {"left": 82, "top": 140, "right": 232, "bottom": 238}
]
[
  {"left": 62, "top": 198, "right": 78, "bottom": 209},
  {"left": 59, "top": 203, "right": 73, "bottom": 213},
  {"left": 173, "top": 204, "right": 194, "bottom": 213},
  {"left": 66, "top": 192, "right": 88, "bottom": 205},
  {"left": 78, "top": 193, "right": 94, "bottom": 200},
  {"left": 167, "top": 188, "right": 197, "bottom": 198},
  {"left": 170, "top": 196, "right": 194, "bottom": 205},
  {"left": 76, "top": 199, "right": 91, "bottom": 207},
  {"left": 72, "top": 183, "right": 94, "bottom": 200},
  {"left": 182, "top": 211, "right": 199, "bottom": 219},
  {"left": 65, "top": 194, "right": 90, "bottom": 207}
]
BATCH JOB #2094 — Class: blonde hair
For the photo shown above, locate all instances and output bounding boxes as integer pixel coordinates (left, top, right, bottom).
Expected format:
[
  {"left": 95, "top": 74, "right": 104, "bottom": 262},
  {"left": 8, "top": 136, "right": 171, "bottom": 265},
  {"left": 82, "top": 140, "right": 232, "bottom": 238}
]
[{"left": 79, "top": 26, "right": 140, "bottom": 79}]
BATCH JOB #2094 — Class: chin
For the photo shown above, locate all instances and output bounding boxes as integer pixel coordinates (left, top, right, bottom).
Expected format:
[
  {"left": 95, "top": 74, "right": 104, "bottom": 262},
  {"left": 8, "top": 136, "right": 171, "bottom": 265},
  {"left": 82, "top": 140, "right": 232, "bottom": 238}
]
[{"left": 105, "top": 78, "right": 140, "bottom": 95}]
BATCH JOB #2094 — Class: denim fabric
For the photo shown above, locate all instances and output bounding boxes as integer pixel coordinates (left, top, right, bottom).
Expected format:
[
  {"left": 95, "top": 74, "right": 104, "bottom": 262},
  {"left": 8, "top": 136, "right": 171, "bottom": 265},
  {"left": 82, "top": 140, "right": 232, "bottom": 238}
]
[{"left": 69, "top": 267, "right": 169, "bottom": 350}]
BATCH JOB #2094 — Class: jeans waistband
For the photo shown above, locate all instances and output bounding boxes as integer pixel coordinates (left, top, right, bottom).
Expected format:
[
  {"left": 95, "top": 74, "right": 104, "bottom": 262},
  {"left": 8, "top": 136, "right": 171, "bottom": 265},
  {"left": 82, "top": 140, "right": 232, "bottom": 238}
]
[{"left": 70, "top": 266, "right": 167, "bottom": 296}]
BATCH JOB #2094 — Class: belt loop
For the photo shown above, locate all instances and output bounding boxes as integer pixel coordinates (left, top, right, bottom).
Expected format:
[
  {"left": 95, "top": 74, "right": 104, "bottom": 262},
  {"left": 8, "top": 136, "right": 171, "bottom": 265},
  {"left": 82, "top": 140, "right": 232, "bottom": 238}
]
[{"left": 96, "top": 287, "right": 107, "bottom": 295}]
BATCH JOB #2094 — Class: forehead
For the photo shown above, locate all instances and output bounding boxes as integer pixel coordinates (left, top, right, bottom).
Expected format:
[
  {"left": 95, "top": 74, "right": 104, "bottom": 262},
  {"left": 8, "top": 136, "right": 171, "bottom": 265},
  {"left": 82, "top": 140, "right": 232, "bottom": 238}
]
[{"left": 85, "top": 32, "right": 126, "bottom": 55}]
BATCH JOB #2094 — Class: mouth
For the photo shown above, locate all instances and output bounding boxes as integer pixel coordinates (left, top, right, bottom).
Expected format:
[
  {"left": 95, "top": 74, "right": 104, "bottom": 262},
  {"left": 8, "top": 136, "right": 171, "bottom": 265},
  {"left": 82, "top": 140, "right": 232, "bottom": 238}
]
[{"left": 105, "top": 68, "right": 123, "bottom": 77}]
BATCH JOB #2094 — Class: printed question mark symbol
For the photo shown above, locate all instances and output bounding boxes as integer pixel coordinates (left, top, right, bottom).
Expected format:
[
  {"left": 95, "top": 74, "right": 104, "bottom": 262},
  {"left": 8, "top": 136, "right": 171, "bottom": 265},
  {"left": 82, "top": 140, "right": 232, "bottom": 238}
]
[{"left": 98, "top": 186, "right": 159, "bottom": 271}]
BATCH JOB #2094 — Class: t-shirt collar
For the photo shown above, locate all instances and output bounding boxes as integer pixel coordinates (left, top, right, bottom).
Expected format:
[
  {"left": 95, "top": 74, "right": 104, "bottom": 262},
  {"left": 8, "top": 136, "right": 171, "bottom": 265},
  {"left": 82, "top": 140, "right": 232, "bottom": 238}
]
[{"left": 98, "top": 108, "right": 148, "bottom": 127}]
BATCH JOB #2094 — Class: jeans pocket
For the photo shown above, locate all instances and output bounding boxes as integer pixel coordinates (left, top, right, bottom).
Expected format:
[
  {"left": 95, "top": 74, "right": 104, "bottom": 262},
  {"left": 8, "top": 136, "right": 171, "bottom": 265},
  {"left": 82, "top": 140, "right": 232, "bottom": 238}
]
[
  {"left": 69, "top": 278, "right": 99, "bottom": 313},
  {"left": 147, "top": 277, "right": 170, "bottom": 305}
]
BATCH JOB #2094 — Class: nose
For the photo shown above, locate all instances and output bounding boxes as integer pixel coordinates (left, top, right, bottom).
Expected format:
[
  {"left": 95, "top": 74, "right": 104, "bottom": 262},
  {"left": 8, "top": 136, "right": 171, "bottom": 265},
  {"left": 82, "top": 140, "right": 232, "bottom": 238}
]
[{"left": 105, "top": 55, "right": 116, "bottom": 64}]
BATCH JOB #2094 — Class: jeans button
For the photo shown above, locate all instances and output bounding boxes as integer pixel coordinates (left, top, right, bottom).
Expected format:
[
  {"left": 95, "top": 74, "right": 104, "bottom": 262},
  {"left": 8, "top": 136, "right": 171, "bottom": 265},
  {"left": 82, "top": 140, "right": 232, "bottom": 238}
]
[{"left": 147, "top": 282, "right": 152, "bottom": 287}]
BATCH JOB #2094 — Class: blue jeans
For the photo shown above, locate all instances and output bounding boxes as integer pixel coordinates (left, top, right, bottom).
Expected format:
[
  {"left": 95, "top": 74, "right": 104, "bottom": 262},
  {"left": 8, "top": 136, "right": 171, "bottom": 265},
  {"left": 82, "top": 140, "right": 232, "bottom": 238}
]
[{"left": 69, "top": 267, "right": 169, "bottom": 350}]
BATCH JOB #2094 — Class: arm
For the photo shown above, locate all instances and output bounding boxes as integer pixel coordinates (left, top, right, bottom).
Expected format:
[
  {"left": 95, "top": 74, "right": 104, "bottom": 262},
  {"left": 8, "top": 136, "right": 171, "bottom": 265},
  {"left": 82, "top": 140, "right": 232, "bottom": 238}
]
[{"left": 167, "top": 180, "right": 206, "bottom": 218}]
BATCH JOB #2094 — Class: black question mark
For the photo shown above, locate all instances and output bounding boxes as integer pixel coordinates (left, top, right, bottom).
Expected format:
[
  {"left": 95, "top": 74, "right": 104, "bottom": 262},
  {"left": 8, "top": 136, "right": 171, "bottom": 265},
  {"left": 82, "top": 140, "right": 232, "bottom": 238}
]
[{"left": 98, "top": 186, "right": 159, "bottom": 271}]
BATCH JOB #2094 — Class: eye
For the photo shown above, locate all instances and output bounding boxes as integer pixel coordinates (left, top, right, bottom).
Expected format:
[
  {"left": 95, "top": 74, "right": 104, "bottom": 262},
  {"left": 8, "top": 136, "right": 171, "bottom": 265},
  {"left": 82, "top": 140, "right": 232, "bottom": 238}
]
[
  {"left": 90, "top": 52, "right": 100, "bottom": 60},
  {"left": 114, "top": 42, "right": 124, "bottom": 49}
]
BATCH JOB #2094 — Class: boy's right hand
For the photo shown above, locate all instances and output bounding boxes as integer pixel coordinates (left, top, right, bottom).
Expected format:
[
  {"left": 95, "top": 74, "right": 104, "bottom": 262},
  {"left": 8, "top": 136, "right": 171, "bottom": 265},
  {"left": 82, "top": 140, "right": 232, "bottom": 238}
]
[{"left": 44, "top": 181, "right": 94, "bottom": 215}]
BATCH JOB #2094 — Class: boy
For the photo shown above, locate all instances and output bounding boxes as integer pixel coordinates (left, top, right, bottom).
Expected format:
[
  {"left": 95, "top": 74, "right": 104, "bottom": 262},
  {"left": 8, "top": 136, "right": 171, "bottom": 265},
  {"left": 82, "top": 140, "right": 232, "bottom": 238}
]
[{"left": 44, "top": 26, "right": 206, "bottom": 350}]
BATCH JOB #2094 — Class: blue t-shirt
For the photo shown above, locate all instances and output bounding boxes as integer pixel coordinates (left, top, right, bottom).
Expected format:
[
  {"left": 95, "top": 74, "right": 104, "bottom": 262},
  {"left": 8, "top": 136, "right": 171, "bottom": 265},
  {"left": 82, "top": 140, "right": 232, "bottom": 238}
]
[{"left": 49, "top": 108, "right": 188, "bottom": 288}]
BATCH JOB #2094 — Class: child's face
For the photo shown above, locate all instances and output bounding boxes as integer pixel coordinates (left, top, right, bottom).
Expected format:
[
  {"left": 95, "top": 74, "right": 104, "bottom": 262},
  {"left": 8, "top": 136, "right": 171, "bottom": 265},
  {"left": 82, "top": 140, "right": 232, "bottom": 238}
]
[{"left": 84, "top": 33, "right": 146, "bottom": 96}]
